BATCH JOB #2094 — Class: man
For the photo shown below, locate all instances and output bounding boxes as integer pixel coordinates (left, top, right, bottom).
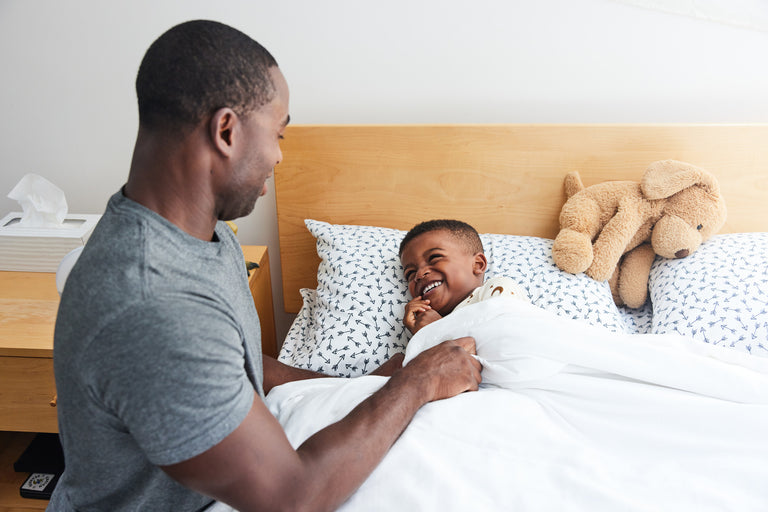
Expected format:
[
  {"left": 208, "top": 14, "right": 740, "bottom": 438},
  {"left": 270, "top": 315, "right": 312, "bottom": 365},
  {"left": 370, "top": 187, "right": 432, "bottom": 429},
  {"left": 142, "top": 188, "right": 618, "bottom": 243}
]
[{"left": 49, "top": 20, "right": 481, "bottom": 511}]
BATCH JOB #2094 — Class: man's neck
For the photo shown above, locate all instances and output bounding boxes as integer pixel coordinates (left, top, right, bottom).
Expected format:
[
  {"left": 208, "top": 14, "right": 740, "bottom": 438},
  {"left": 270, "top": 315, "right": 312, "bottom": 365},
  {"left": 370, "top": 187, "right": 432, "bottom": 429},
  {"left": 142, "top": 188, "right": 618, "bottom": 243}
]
[{"left": 125, "top": 127, "right": 218, "bottom": 241}]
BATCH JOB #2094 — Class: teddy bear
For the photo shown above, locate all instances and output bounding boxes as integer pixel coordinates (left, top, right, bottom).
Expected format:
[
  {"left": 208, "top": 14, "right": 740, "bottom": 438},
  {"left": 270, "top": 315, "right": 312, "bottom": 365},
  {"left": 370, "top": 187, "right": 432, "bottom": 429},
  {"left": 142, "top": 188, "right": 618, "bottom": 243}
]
[{"left": 552, "top": 159, "right": 727, "bottom": 308}]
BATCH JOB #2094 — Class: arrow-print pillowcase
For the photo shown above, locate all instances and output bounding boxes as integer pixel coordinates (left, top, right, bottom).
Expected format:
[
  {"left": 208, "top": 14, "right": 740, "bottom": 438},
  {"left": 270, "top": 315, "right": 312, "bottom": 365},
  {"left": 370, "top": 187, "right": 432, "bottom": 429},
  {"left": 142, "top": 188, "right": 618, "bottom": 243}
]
[{"left": 649, "top": 232, "right": 768, "bottom": 357}]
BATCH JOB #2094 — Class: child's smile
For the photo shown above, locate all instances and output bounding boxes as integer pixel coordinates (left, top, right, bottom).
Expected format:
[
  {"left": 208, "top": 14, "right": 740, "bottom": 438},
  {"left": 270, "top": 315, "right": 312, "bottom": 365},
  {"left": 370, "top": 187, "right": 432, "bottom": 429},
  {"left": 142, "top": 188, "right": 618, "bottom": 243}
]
[{"left": 421, "top": 280, "right": 443, "bottom": 297}]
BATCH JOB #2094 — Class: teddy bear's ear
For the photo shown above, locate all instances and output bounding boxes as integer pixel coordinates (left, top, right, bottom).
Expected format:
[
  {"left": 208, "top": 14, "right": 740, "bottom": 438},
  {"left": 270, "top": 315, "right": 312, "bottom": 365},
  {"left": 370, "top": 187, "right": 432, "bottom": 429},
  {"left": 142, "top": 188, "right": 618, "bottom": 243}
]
[
  {"left": 640, "top": 160, "right": 721, "bottom": 200},
  {"left": 564, "top": 171, "right": 584, "bottom": 198}
]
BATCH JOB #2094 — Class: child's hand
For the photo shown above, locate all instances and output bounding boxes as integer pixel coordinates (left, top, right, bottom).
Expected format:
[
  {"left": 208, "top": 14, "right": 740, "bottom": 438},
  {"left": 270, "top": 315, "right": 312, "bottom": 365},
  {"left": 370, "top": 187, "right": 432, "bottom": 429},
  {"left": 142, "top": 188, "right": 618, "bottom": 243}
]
[{"left": 404, "top": 297, "right": 442, "bottom": 334}]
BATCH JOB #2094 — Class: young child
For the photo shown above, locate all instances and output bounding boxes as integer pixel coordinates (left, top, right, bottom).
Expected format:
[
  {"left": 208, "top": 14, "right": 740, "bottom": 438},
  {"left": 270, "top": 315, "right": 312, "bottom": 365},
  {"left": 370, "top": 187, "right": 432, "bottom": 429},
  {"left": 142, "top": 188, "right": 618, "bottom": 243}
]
[{"left": 399, "top": 219, "right": 527, "bottom": 334}]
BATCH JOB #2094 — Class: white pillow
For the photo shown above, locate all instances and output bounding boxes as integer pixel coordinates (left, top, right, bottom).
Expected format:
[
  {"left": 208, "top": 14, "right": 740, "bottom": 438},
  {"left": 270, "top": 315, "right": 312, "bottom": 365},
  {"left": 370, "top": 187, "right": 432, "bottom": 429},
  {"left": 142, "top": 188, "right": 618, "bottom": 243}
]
[
  {"left": 279, "top": 220, "right": 631, "bottom": 376},
  {"left": 649, "top": 232, "right": 768, "bottom": 356},
  {"left": 279, "top": 221, "right": 410, "bottom": 377},
  {"left": 482, "top": 234, "right": 628, "bottom": 333}
]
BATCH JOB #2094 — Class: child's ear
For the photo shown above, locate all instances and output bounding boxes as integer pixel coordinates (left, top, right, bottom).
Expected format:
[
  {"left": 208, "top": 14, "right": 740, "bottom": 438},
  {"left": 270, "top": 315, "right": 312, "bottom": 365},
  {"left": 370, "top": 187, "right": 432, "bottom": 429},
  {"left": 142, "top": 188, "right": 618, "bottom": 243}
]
[{"left": 473, "top": 253, "right": 488, "bottom": 275}]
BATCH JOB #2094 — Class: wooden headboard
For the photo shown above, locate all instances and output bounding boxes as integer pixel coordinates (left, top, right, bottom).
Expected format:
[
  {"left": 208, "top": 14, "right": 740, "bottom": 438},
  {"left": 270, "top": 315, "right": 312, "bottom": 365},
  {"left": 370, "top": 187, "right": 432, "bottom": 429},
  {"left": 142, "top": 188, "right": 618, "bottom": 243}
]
[{"left": 276, "top": 124, "right": 768, "bottom": 313}]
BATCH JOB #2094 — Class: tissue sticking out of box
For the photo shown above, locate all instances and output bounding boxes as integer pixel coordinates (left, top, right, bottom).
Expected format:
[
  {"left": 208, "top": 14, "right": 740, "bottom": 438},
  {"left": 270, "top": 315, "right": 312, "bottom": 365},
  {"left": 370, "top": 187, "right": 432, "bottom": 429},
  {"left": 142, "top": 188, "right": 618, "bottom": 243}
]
[
  {"left": 7, "top": 173, "right": 68, "bottom": 227},
  {"left": 1, "top": 174, "right": 101, "bottom": 272}
]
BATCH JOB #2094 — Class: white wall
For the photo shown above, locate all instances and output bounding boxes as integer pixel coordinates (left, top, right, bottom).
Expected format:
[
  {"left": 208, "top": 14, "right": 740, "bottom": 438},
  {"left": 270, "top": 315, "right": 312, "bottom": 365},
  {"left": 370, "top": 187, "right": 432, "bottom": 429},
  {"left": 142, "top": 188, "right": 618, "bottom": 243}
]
[{"left": 1, "top": 0, "right": 766, "bottom": 342}]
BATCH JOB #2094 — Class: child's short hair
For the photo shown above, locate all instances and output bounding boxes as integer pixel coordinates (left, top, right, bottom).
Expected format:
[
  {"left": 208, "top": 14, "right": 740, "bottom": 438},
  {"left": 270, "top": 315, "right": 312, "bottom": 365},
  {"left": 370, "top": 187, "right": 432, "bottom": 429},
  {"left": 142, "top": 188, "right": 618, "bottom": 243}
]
[{"left": 399, "top": 219, "right": 484, "bottom": 257}]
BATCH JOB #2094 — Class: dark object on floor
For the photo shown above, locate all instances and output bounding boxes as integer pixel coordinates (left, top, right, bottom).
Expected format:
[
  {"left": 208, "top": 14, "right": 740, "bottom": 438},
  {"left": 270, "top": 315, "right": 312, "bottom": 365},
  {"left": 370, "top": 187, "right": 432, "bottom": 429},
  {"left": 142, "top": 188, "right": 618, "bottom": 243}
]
[{"left": 14, "top": 433, "right": 65, "bottom": 500}]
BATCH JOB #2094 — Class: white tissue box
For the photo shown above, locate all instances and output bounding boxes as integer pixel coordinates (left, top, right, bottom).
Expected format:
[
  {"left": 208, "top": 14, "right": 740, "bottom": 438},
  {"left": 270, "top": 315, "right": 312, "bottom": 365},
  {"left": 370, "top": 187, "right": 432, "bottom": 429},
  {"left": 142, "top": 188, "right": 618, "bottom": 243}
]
[{"left": 0, "top": 212, "right": 101, "bottom": 272}]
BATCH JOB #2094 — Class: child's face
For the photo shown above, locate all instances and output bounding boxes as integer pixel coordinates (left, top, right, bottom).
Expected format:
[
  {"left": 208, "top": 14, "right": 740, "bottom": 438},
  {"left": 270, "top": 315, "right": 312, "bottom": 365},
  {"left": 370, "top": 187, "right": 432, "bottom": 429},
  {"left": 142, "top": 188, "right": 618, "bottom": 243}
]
[{"left": 400, "top": 229, "right": 487, "bottom": 316}]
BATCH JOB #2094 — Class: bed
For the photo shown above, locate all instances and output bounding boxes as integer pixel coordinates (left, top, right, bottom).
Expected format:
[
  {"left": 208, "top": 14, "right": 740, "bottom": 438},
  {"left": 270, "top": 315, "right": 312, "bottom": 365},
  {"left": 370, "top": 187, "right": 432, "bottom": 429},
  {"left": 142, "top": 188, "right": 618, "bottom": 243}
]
[{"left": 267, "top": 124, "right": 768, "bottom": 511}]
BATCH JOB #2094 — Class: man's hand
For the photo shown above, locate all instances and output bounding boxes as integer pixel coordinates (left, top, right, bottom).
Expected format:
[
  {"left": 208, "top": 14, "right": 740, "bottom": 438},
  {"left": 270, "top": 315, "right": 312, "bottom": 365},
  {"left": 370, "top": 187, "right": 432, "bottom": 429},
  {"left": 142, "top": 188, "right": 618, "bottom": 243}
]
[
  {"left": 396, "top": 336, "right": 482, "bottom": 402},
  {"left": 404, "top": 296, "right": 442, "bottom": 334}
]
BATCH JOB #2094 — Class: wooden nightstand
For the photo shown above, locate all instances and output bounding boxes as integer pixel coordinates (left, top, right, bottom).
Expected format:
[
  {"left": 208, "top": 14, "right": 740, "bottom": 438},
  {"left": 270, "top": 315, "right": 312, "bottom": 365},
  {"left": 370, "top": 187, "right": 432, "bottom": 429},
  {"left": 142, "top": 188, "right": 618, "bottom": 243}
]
[
  {"left": 0, "top": 245, "right": 276, "bottom": 510},
  {"left": 242, "top": 246, "right": 278, "bottom": 359},
  {"left": 0, "top": 269, "right": 57, "bottom": 511}
]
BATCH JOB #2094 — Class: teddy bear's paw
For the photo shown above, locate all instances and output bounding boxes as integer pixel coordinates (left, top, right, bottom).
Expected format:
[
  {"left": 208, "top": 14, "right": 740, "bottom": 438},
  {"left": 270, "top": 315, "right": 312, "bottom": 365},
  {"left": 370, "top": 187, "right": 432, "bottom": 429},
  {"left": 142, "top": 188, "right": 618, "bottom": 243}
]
[
  {"left": 552, "top": 229, "right": 593, "bottom": 274},
  {"left": 619, "top": 273, "right": 649, "bottom": 308},
  {"left": 585, "top": 259, "right": 613, "bottom": 282},
  {"left": 617, "top": 243, "right": 655, "bottom": 308},
  {"left": 620, "top": 287, "right": 648, "bottom": 309}
]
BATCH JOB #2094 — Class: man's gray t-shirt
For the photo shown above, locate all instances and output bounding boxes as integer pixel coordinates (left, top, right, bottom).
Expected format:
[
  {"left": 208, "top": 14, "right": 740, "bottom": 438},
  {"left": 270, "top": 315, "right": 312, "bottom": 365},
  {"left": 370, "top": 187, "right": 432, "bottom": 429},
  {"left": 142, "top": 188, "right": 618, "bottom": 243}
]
[{"left": 48, "top": 191, "right": 264, "bottom": 511}]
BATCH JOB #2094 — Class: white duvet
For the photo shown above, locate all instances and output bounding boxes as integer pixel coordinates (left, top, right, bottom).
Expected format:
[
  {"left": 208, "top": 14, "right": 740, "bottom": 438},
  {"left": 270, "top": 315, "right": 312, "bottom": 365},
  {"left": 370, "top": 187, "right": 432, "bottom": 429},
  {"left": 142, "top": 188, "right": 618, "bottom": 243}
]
[{"left": 267, "top": 298, "right": 768, "bottom": 511}]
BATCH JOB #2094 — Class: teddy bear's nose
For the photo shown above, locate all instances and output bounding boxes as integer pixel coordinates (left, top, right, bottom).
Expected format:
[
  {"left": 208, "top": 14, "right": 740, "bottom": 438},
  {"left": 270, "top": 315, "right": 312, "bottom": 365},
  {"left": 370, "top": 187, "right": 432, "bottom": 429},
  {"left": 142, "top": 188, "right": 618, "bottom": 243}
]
[{"left": 675, "top": 249, "right": 690, "bottom": 258}]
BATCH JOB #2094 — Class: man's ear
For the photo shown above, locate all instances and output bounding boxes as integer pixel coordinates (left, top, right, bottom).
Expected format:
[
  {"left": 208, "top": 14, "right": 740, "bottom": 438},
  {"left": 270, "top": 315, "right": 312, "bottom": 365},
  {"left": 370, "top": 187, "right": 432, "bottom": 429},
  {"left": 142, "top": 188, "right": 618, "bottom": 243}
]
[
  {"left": 209, "top": 107, "right": 238, "bottom": 157},
  {"left": 473, "top": 253, "right": 488, "bottom": 275}
]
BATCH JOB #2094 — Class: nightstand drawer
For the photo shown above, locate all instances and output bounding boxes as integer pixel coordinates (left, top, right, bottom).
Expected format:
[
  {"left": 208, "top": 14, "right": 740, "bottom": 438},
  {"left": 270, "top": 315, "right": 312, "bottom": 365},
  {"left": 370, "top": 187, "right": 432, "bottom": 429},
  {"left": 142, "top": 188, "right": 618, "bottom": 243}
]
[{"left": 0, "top": 357, "right": 57, "bottom": 433}]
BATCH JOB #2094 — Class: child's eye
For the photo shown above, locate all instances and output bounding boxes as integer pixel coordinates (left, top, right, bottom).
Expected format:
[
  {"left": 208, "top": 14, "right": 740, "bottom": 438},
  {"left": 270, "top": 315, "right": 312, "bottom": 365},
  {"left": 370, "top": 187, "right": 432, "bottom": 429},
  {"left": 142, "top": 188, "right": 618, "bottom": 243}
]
[{"left": 404, "top": 271, "right": 414, "bottom": 281}]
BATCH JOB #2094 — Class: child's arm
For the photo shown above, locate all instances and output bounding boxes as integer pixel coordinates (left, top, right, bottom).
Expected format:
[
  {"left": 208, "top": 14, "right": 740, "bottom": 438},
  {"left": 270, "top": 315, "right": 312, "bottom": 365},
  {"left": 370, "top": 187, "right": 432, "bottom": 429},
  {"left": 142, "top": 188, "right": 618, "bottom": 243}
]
[{"left": 404, "top": 296, "right": 442, "bottom": 334}]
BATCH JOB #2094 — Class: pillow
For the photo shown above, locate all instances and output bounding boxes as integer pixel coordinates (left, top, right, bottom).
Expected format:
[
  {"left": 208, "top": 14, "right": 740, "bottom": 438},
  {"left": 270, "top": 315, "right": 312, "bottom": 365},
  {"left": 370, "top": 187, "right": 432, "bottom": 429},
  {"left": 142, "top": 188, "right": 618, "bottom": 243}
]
[
  {"left": 279, "top": 221, "right": 410, "bottom": 377},
  {"left": 279, "top": 220, "right": 631, "bottom": 377},
  {"left": 482, "top": 234, "right": 628, "bottom": 333},
  {"left": 649, "top": 232, "right": 768, "bottom": 356}
]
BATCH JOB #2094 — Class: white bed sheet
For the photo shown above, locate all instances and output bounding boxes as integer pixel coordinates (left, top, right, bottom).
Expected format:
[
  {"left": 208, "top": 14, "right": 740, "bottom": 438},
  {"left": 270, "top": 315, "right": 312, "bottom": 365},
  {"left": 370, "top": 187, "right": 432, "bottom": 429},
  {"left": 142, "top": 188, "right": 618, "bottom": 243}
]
[{"left": 267, "top": 298, "right": 768, "bottom": 511}]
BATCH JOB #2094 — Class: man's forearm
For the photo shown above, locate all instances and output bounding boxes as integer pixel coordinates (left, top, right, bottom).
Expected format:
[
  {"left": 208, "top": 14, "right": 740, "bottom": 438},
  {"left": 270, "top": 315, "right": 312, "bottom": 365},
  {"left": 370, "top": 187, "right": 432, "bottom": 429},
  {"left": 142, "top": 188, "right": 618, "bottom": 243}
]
[
  {"left": 262, "top": 353, "right": 405, "bottom": 395},
  {"left": 262, "top": 355, "right": 326, "bottom": 394},
  {"left": 288, "top": 364, "right": 433, "bottom": 511},
  {"left": 284, "top": 339, "right": 480, "bottom": 512}
]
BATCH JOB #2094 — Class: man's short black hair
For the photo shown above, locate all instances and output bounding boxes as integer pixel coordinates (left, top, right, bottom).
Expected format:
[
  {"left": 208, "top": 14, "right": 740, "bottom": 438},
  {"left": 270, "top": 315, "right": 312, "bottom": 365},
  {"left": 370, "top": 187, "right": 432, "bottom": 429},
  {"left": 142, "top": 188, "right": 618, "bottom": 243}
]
[
  {"left": 136, "top": 20, "right": 278, "bottom": 131},
  {"left": 399, "top": 219, "right": 484, "bottom": 257}
]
